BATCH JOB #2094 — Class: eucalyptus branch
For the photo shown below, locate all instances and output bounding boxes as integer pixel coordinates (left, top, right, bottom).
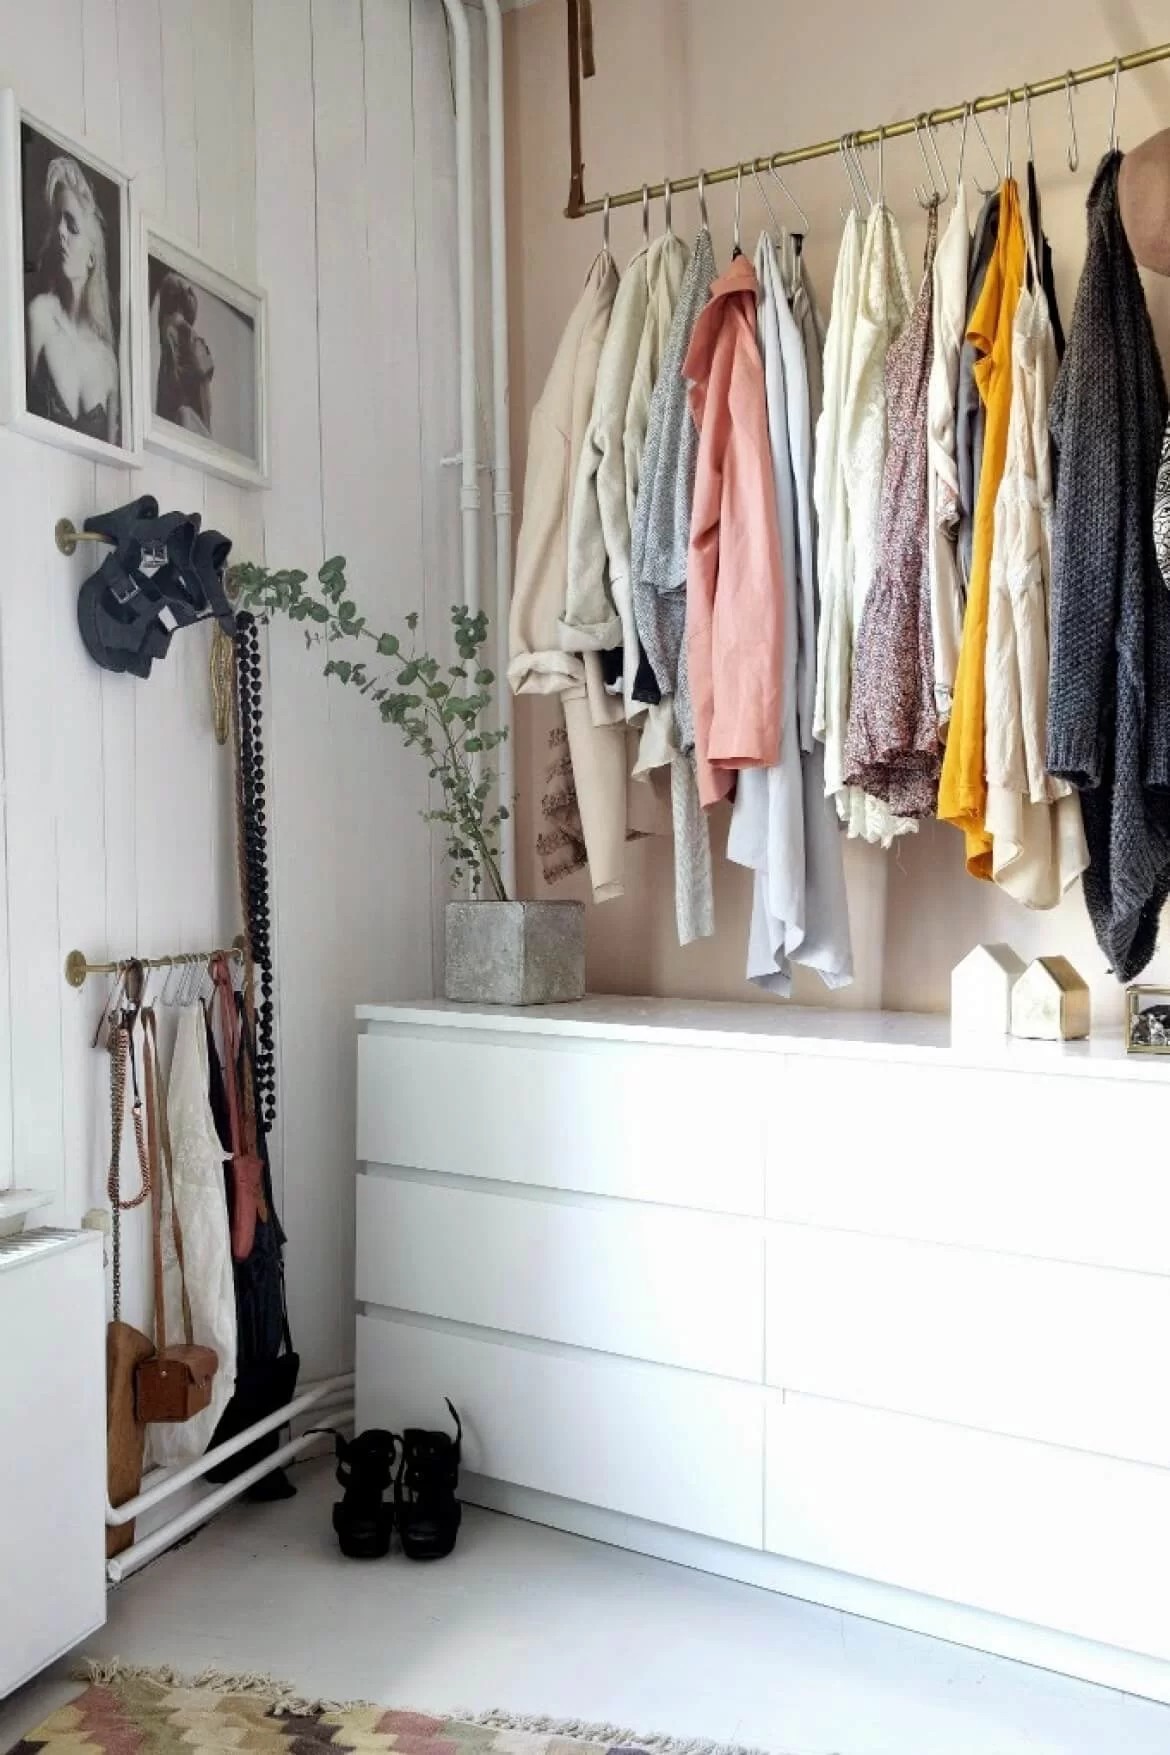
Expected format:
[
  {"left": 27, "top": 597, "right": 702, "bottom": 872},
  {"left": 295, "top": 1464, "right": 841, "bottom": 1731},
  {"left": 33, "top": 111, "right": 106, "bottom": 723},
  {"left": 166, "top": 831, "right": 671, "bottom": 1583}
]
[{"left": 230, "top": 557, "right": 510, "bottom": 901}]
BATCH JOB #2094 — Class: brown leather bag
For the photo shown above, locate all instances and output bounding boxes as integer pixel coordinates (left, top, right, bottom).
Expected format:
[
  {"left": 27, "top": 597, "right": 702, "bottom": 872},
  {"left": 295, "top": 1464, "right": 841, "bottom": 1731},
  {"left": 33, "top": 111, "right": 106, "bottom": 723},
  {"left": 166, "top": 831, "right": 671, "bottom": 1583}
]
[{"left": 134, "top": 1007, "right": 218, "bottom": 1424}]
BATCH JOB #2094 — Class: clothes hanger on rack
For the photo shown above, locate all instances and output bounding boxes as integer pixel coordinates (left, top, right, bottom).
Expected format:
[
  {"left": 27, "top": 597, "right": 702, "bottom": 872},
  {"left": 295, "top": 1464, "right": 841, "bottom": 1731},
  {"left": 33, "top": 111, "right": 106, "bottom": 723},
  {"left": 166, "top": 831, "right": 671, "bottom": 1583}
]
[
  {"left": 641, "top": 183, "right": 651, "bottom": 248},
  {"left": 753, "top": 161, "right": 784, "bottom": 237},
  {"left": 971, "top": 103, "right": 1003, "bottom": 190},
  {"left": 1064, "top": 72, "right": 1080, "bottom": 171},
  {"left": 914, "top": 114, "right": 949, "bottom": 207},
  {"left": 697, "top": 168, "right": 711, "bottom": 234},
  {"left": 732, "top": 164, "right": 744, "bottom": 256},
  {"left": 768, "top": 156, "right": 811, "bottom": 237},
  {"left": 1109, "top": 56, "right": 1122, "bottom": 151},
  {"left": 957, "top": 100, "right": 999, "bottom": 196}
]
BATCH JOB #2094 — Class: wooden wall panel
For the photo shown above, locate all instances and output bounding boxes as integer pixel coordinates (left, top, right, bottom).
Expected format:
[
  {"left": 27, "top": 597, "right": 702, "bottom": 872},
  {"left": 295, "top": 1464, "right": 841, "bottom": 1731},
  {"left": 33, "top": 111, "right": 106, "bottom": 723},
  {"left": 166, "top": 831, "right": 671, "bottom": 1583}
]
[{"left": 0, "top": 0, "right": 458, "bottom": 1368}]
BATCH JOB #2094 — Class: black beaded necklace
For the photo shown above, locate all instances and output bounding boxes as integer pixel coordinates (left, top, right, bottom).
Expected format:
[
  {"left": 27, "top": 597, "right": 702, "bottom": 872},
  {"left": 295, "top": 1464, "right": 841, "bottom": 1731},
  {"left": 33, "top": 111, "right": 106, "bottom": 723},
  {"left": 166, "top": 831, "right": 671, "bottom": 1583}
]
[{"left": 234, "top": 611, "right": 276, "bottom": 1133}]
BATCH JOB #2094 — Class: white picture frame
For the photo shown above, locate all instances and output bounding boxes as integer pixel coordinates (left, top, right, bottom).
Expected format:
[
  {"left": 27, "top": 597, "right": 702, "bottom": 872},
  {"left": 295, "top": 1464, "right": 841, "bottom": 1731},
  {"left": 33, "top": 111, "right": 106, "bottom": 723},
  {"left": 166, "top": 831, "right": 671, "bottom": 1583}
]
[
  {"left": 0, "top": 89, "right": 138, "bottom": 465},
  {"left": 133, "top": 216, "right": 269, "bottom": 489}
]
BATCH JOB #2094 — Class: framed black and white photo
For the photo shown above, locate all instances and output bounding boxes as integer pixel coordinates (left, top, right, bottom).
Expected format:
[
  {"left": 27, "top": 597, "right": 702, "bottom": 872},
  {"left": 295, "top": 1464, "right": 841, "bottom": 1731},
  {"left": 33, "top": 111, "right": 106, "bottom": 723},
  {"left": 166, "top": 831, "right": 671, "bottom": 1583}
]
[
  {"left": 0, "top": 90, "right": 136, "bottom": 463},
  {"left": 134, "top": 220, "right": 268, "bottom": 488},
  {"left": 1126, "top": 985, "right": 1170, "bottom": 1056}
]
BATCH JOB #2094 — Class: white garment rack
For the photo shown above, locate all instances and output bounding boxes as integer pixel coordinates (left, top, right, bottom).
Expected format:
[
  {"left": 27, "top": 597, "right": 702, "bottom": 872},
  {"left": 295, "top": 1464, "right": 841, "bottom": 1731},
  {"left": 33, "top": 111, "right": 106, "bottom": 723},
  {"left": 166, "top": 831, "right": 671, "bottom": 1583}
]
[{"left": 106, "top": 1372, "right": 354, "bottom": 1582}]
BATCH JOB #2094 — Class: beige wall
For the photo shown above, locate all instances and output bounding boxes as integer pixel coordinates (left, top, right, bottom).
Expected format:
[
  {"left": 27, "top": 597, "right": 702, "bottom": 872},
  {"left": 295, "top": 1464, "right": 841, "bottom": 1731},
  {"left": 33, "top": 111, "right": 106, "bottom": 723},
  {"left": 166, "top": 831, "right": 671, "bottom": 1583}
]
[{"left": 504, "top": 0, "right": 1170, "bottom": 1022}]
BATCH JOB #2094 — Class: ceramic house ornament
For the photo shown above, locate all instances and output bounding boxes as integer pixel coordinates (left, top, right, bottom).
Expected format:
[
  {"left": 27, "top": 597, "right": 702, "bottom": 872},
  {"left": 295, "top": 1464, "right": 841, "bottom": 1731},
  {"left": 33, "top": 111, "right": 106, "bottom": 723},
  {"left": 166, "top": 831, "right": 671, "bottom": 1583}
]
[
  {"left": 1010, "top": 956, "right": 1091, "bottom": 1042},
  {"left": 951, "top": 944, "right": 1025, "bottom": 1037}
]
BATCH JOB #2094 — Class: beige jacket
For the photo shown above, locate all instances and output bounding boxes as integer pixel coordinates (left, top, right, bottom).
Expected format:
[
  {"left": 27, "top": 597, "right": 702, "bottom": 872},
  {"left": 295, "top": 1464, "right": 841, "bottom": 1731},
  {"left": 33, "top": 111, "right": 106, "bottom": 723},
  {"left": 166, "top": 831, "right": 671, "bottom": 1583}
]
[
  {"left": 510, "top": 253, "right": 635, "bottom": 903},
  {"left": 984, "top": 283, "right": 1088, "bottom": 907},
  {"left": 562, "top": 246, "right": 648, "bottom": 658}
]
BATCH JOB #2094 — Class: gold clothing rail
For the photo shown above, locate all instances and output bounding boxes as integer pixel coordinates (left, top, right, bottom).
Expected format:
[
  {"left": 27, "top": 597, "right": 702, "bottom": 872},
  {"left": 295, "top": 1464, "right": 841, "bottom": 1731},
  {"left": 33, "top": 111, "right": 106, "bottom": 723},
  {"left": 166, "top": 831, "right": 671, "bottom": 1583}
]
[
  {"left": 565, "top": 41, "right": 1170, "bottom": 217},
  {"left": 65, "top": 939, "right": 245, "bottom": 989}
]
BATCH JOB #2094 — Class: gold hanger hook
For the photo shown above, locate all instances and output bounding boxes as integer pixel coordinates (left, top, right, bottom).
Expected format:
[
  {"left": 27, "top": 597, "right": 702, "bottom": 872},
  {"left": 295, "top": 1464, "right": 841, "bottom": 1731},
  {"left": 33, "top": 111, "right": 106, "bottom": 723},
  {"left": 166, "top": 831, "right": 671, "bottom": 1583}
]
[
  {"left": 1003, "top": 87, "right": 1014, "bottom": 180},
  {"left": 1108, "top": 57, "right": 1122, "bottom": 152},
  {"left": 1064, "top": 72, "right": 1080, "bottom": 172},
  {"left": 601, "top": 192, "right": 611, "bottom": 264},
  {"left": 769, "top": 154, "right": 810, "bottom": 235},
  {"left": 970, "top": 103, "right": 1003, "bottom": 191},
  {"left": 753, "top": 160, "right": 783, "bottom": 235},
  {"left": 663, "top": 177, "right": 673, "bottom": 236},
  {"left": 846, "top": 132, "right": 874, "bottom": 208},
  {"left": 733, "top": 163, "right": 743, "bottom": 253},
  {"left": 1022, "top": 83, "right": 1036, "bottom": 166},
  {"left": 697, "top": 168, "right": 710, "bottom": 232},
  {"left": 838, "top": 135, "right": 860, "bottom": 218},
  {"left": 641, "top": 183, "right": 651, "bottom": 247},
  {"left": 913, "top": 114, "right": 947, "bottom": 207}
]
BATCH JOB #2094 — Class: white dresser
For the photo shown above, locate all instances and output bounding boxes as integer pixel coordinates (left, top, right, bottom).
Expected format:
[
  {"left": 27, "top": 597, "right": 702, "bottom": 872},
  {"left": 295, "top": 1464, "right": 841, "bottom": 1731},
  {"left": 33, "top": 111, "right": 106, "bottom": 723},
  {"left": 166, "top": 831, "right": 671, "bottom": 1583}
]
[
  {"left": 356, "top": 997, "right": 1170, "bottom": 1701},
  {"left": 0, "top": 1228, "right": 106, "bottom": 1698}
]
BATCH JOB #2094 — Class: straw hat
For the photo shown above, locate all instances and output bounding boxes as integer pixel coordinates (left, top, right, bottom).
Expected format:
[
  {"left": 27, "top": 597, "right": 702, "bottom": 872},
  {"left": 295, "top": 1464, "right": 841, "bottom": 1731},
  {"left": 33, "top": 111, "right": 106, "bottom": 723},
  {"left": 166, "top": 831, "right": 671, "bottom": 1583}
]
[{"left": 1119, "top": 128, "right": 1170, "bottom": 277}]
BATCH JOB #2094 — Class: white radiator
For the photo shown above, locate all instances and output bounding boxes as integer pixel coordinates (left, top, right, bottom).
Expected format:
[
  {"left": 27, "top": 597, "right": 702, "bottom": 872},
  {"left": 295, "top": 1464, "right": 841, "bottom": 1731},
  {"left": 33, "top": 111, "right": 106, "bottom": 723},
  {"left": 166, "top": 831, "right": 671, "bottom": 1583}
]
[{"left": 0, "top": 1229, "right": 106, "bottom": 1698}]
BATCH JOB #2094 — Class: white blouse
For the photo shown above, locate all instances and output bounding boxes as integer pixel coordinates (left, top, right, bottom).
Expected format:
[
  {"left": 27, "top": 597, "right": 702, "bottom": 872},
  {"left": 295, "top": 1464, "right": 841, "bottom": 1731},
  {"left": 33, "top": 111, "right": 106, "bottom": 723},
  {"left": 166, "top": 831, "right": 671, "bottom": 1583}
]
[
  {"left": 818, "top": 204, "right": 917, "bottom": 846},
  {"left": 927, "top": 183, "right": 972, "bottom": 726},
  {"left": 984, "top": 282, "right": 1088, "bottom": 907}
]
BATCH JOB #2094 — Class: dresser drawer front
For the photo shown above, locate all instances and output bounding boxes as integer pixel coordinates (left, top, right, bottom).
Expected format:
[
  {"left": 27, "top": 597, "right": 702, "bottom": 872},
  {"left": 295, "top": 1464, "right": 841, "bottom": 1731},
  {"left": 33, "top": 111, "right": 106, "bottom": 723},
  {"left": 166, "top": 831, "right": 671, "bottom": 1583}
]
[
  {"left": 767, "top": 1056, "right": 1170, "bottom": 1274},
  {"left": 766, "top": 1392, "right": 1170, "bottom": 1660},
  {"left": 359, "top": 1030, "right": 766, "bottom": 1214},
  {"left": 357, "top": 1173, "right": 764, "bottom": 1380},
  {"left": 358, "top": 1314, "right": 765, "bottom": 1547},
  {"left": 766, "top": 1224, "right": 1170, "bottom": 1465}
]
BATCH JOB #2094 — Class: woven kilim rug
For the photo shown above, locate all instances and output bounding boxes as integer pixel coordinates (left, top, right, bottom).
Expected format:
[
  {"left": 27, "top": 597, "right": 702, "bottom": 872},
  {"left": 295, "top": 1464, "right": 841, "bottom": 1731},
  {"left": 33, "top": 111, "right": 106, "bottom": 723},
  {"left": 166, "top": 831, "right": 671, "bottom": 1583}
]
[{"left": 5, "top": 1666, "right": 772, "bottom": 1755}]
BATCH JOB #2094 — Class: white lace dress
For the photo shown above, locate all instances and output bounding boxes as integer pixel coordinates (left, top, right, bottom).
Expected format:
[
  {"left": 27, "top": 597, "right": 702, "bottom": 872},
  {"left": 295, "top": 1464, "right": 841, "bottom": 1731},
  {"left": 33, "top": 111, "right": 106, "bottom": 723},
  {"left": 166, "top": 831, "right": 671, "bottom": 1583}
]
[{"left": 148, "top": 1005, "right": 237, "bottom": 1466}]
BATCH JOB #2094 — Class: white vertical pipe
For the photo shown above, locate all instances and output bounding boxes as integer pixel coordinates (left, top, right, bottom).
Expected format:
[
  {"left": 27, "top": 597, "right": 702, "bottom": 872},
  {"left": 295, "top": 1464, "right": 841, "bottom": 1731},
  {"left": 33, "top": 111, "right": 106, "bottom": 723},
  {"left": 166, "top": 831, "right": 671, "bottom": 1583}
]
[
  {"left": 481, "top": 0, "right": 516, "bottom": 896},
  {"left": 439, "top": 0, "right": 480, "bottom": 617}
]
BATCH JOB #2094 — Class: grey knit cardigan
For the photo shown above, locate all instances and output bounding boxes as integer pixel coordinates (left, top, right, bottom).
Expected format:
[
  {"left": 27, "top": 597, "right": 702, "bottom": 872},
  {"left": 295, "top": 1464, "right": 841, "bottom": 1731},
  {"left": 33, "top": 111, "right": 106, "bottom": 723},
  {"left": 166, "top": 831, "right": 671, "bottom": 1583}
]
[{"left": 1046, "top": 153, "right": 1170, "bottom": 981}]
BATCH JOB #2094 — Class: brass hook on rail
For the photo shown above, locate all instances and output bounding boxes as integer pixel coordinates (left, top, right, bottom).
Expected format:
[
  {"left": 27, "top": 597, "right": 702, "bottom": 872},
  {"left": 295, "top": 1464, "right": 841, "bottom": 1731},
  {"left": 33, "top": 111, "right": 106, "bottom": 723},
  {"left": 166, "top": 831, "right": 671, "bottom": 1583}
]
[{"left": 55, "top": 519, "right": 111, "bottom": 558}]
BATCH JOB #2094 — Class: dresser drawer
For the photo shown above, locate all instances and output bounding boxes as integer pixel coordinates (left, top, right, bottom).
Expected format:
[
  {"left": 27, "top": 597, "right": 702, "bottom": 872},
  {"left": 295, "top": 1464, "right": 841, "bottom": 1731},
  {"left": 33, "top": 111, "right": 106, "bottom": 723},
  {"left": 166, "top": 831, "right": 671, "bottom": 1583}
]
[
  {"left": 358, "top": 1029, "right": 767, "bottom": 1214},
  {"left": 766, "top": 1391, "right": 1170, "bottom": 1661},
  {"left": 767, "top": 1056, "right": 1170, "bottom": 1274},
  {"left": 358, "top": 1313, "right": 765, "bottom": 1547},
  {"left": 358, "top": 1172, "right": 764, "bottom": 1380},
  {"left": 766, "top": 1224, "right": 1170, "bottom": 1466}
]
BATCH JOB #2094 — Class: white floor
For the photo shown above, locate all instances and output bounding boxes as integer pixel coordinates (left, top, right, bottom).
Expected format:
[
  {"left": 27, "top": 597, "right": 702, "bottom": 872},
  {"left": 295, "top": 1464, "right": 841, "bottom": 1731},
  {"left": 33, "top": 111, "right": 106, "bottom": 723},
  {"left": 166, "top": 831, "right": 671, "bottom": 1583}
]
[{"left": 3, "top": 1459, "right": 1170, "bottom": 1755}]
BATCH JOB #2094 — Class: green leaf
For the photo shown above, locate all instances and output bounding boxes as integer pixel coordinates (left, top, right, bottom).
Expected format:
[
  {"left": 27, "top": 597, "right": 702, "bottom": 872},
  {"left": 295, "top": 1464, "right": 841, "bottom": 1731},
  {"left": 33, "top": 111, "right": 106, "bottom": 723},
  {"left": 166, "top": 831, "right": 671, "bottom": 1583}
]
[
  {"left": 475, "top": 668, "right": 495, "bottom": 685},
  {"left": 377, "top": 633, "right": 400, "bottom": 657},
  {"left": 405, "top": 611, "right": 419, "bottom": 632}
]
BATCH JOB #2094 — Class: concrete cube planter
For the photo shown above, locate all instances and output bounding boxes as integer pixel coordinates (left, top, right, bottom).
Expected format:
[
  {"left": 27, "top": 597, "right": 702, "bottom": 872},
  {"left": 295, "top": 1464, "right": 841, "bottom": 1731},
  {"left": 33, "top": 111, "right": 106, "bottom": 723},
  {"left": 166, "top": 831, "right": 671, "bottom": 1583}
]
[{"left": 444, "top": 900, "right": 585, "bottom": 1005}]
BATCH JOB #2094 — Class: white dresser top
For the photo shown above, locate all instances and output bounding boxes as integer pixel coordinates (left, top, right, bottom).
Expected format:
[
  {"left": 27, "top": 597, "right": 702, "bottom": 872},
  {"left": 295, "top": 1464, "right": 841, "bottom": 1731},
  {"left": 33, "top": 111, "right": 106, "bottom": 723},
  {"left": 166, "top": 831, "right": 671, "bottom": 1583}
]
[{"left": 357, "top": 995, "right": 1169, "bottom": 1084}]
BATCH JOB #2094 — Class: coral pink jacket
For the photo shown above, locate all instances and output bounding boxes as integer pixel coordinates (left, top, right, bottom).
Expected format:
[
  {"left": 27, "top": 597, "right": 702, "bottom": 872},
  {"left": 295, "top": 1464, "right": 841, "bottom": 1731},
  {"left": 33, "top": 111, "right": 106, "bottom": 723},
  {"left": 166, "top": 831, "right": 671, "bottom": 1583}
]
[{"left": 684, "top": 253, "right": 784, "bottom": 809}]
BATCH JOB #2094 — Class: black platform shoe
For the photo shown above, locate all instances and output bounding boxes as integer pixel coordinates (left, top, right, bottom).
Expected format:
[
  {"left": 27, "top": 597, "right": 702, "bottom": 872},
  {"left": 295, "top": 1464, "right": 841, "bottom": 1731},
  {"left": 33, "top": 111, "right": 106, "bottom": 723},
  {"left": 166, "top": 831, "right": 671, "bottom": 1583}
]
[
  {"left": 318, "top": 1428, "right": 399, "bottom": 1559},
  {"left": 396, "top": 1400, "right": 463, "bottom": 1561}
]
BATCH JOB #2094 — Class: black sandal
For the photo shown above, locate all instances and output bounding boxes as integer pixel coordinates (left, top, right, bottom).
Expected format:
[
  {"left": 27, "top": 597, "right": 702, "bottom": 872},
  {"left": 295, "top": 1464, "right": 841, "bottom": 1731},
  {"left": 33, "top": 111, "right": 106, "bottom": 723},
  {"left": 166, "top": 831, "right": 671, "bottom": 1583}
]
[
  {"left": 77, "top": 549, "right": 172, "bottom": 678},
  {"left": 396, "top": 1400, "right": 462, "bottom": 1561},
  {"left": 315, "top": 1427, "right": 399, "bottom": 1560}
]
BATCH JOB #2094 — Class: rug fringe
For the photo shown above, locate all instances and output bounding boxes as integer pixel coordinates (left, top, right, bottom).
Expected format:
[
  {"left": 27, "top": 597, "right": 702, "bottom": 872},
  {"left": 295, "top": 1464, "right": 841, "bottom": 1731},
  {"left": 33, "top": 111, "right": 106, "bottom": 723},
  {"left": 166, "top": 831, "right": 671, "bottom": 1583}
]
[
  {"left": 76, "top": 1658, "right": 378, "bottom": 1718},
  {"left": 463, "top": 1707, "right": 778, "bottom": 1755}
]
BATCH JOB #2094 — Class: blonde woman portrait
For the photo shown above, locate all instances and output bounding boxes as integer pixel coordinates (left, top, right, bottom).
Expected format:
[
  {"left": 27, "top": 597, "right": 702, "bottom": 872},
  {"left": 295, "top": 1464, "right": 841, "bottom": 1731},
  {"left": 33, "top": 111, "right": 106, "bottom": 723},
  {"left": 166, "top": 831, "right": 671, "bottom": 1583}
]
[{"left": 22, "top": 129, "right": 122, "bottom": 447}]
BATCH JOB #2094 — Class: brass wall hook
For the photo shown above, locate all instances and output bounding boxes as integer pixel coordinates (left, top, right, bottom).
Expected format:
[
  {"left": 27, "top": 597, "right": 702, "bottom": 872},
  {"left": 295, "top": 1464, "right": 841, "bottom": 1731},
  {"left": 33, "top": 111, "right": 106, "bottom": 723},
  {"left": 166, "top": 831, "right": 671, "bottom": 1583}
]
[{"left": 55, "top": 518, "right": 111, "bottom": 558}]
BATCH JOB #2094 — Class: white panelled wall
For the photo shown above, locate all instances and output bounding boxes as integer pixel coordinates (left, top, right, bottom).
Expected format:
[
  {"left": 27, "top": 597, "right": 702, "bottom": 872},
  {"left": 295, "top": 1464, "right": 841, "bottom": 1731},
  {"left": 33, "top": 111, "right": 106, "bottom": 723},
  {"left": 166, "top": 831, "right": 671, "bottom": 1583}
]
[
  {"left": 0, "top": 0, "right": 470, "bottom": 1367},
  {"left": 254, "top": 0, "right": 480, "bottom": 1378},
  {"left": 0, "top": 0, "right": 260, "bottom": 1337}
]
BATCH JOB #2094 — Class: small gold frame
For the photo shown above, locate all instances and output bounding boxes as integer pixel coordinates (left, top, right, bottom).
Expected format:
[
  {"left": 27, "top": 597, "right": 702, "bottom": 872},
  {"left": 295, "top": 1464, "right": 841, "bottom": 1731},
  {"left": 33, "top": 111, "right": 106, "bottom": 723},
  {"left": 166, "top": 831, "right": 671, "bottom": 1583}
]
[{"left": 1125, "top": 985, "right": 1170, "bottom": 1055}]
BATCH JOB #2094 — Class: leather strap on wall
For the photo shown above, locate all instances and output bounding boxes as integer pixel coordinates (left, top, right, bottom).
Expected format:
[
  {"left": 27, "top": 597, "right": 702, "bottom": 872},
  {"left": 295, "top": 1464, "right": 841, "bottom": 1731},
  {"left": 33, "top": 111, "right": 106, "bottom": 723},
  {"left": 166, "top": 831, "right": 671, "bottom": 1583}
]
[{"left": 564, "top": 0, "right": 596, "bottom": 219}]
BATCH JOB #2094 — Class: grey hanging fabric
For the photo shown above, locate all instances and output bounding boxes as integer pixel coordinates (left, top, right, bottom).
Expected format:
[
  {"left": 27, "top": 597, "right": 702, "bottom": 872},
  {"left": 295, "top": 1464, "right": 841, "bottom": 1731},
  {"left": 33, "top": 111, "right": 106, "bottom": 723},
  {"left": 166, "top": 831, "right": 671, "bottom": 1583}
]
[{"left": 1046, "top": 153, "right": 1170, "bottom": 981}]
